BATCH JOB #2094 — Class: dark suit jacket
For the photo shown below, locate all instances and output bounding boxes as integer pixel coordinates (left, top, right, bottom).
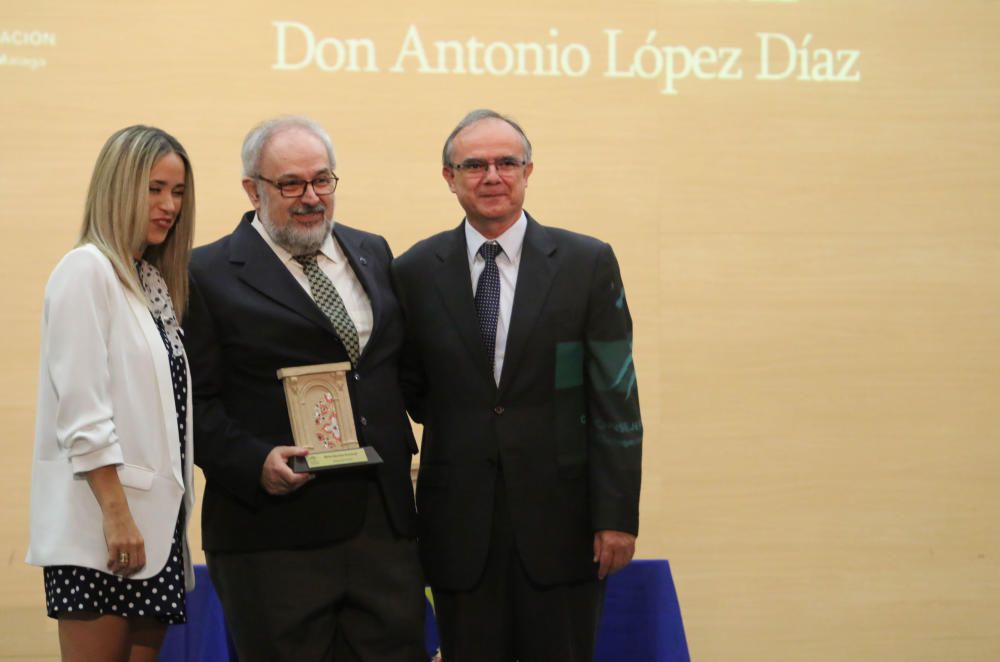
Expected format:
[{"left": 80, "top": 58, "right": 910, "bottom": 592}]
[
  {"left": 392, "top": 214, "right": 642, "bottom": 590},
  {"left": 184, "top": 212, "right": 418, "bottom": 552}
]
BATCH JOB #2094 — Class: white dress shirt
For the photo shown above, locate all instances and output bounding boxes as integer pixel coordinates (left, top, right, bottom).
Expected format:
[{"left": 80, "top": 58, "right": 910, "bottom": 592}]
[
  {"left": 252, "top": 215, "right": 373, "bottom": 353},
  {"left": 466, "top": 213, "right": 527, "bottom": 384}
]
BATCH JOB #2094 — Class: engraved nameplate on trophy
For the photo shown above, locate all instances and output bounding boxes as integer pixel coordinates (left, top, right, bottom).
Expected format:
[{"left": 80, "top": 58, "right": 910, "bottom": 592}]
[{"left": 276, "top": 362, "right": 383, "bottom": 473}]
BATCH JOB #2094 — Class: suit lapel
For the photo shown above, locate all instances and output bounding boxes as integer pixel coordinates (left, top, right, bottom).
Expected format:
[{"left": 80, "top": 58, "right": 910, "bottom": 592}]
[
  {"left": 432, "top": 224, "right": 495, "bottom": 384},
  {"left": 498, "top": 216, "right": 557, "bottom": 394},
  {"left": 228, "top": 213, "right": 338, "bottom": 337},
  {"left": 125, "top": 290, "right": 184, "bottom": 490},
  {"left": 333, "top": 224, "right": 382, "bottom": 362}
]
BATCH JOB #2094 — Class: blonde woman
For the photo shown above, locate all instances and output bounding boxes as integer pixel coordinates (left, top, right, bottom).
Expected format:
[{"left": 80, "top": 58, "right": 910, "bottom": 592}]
[{"left": 27, "top": 126, "right": 196, "bottom": 661}]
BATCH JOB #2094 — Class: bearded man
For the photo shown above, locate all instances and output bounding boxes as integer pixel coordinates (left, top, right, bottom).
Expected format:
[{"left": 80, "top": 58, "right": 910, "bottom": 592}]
[{"left": 182, "top": 116, "right": 426, "bottom": 662}]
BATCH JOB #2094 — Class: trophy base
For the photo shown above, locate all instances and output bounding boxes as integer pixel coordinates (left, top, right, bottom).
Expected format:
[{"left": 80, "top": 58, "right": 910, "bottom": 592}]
[{"left": 290, "top": 446, "right": 383, "bottom": 473}]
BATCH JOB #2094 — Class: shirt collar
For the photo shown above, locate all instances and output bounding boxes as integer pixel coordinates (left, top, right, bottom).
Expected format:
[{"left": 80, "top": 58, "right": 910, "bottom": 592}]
[
  {"left": 251, "top": 213, "right": 341, "bottom": 264},
  {"left": 464, "top": 212, "right": 527, "bottom": 264}
]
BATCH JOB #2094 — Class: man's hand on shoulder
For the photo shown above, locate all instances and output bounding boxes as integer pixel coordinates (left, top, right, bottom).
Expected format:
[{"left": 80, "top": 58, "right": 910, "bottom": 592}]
[
  {"left": 593, "top": 529, "right": 637, "bottom": 580},
  {"left": 261, "top": 446, "right": 314, "bottom": 495}
]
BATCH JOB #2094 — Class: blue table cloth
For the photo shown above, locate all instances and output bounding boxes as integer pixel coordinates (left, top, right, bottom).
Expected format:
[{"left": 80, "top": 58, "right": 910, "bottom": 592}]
[{"left": 161, "top": 559, "right": 688, "bottom": 661}]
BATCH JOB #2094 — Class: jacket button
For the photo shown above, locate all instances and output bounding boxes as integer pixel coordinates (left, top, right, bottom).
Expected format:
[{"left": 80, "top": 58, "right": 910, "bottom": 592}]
[
  {"left": 494, "top": 406, "right": 504, "bottom": 415},
  {"left": 353, "top": 373, "right": 360, "bottom": 381},
  {"left": 360, "top": 416, "right": 368, "bottom": 426}
]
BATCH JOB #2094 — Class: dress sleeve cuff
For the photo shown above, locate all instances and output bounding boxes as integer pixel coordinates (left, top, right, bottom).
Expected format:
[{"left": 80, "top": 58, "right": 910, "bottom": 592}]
[{"left": 70, "top": 443, "right": 125, "bottom": 476}]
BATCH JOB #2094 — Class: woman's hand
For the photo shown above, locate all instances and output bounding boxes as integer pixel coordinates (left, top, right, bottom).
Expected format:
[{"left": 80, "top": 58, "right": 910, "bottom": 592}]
[
  {"left": 84, "top": 465, "right": 147, "bottom": 576},
  {"left": 100, "top": 502, "right": 146, "bottom": 576}
]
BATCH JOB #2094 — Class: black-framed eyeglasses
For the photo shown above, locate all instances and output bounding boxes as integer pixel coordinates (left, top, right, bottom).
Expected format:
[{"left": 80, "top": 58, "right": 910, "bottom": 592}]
[
  {"left": 255, "top": 172, "right": 339, "bottom": 198},
  {"left": 449, "top": 157, "right": 527, "bottom": 177}
]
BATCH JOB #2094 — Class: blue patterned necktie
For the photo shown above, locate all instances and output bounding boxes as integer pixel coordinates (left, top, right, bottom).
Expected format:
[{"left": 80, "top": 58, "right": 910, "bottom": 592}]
[
  {"left": 475, "top": 242, "right": 502, "bottom": 372},
  {"left": 294, "top": 253, "right": 361, "bottom": 366}
]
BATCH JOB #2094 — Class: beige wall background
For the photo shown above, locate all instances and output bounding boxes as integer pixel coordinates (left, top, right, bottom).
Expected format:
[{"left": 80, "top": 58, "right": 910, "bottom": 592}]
[{"left": 3, "top": 1, "right": 999, "bottom": 659}]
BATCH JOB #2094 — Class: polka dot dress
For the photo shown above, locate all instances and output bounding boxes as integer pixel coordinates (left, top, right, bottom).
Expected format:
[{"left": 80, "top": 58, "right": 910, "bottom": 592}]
[{"left": 42, "top": 314, "right": 188, "bottom": 624}]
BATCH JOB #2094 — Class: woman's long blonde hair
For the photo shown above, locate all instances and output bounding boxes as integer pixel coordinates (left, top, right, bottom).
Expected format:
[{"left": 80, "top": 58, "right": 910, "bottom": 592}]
[{"left": 79, "top": 125, "right": 195, "bottom": 320}]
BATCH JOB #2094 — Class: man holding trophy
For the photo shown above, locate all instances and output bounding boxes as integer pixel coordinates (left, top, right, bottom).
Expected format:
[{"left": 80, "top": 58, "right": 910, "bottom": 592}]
[{"left": 183, "top": 116, "right": 425, "bottom": 661}]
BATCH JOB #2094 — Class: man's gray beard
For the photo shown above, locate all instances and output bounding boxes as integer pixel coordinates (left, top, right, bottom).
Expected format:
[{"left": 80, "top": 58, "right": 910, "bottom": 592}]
[{"left": 259, "top": 204, "right": 332, "bottom": 256}]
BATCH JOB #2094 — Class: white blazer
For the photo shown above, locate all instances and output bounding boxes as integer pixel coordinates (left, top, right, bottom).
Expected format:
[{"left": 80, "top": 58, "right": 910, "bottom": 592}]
[{"left": 26, "top": 244, "right": 195, "bottom": 589}]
